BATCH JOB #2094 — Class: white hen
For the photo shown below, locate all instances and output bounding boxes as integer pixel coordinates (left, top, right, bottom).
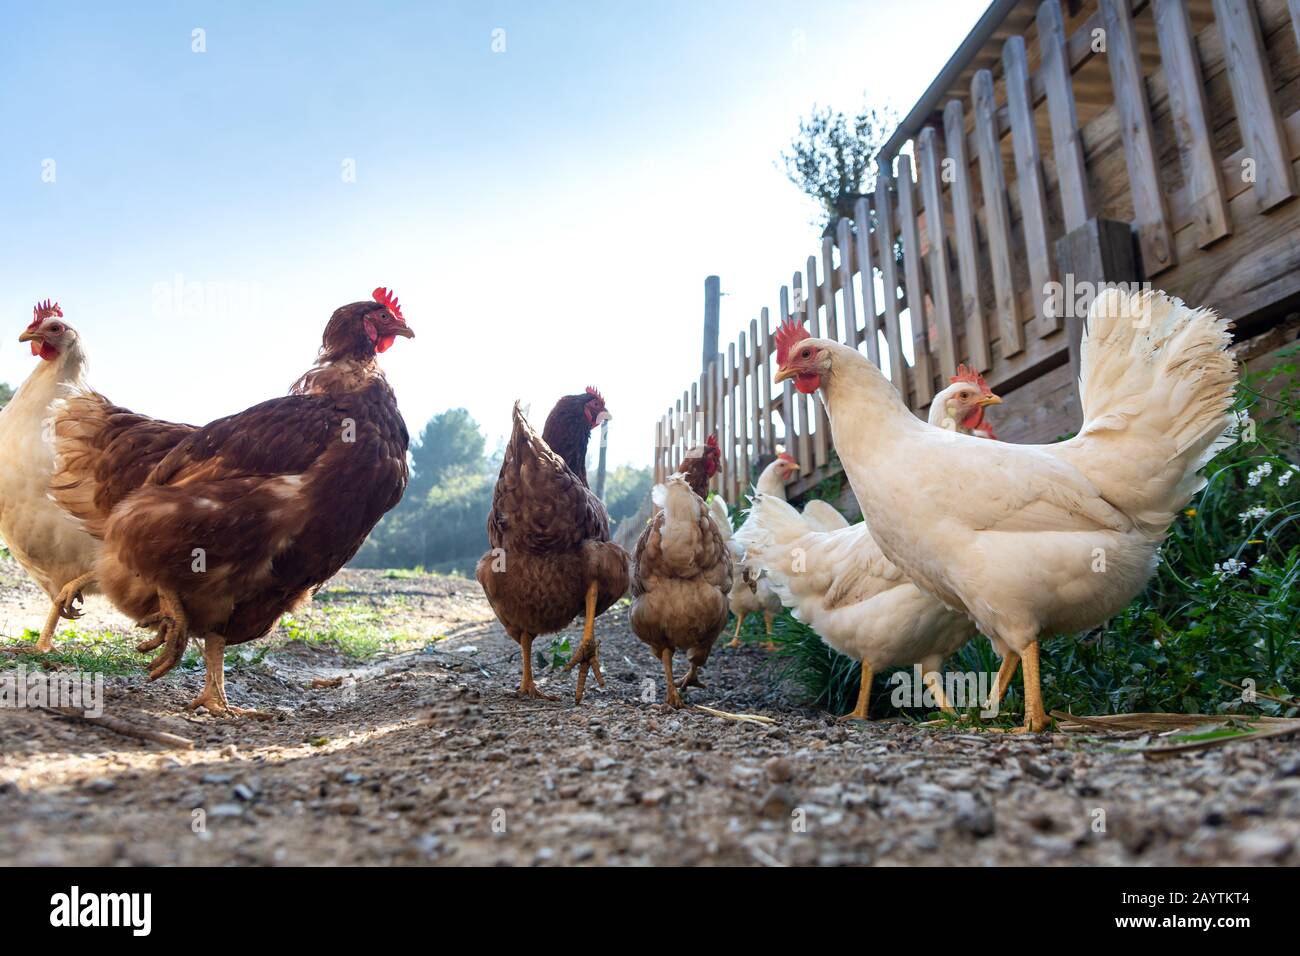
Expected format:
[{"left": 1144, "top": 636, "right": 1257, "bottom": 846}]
[
  {"left": 0, "top": 302, "right": 98, "bottom": 652},
  {"left": 773, "top": 289, "right": 1235, "bottom": 730},
  {"left": 734, "top": 375, "right": 1005, "bottom": 719}
]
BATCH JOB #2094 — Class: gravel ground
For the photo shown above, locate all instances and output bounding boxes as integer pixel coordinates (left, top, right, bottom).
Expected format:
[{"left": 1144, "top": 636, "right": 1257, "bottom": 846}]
[{"left": 1, "top": 558, "right": 1298, "bottom": 866}]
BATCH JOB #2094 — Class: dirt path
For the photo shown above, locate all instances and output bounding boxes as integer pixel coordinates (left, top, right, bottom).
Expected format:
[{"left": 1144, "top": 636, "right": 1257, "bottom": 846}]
[{"left": 1, "top": 559, "right": 1297, "bottom": 866}]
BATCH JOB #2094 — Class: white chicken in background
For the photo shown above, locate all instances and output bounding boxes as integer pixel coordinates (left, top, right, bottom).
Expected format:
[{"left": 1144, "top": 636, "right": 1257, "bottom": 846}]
[
  {"left": 773, "top": 289, "right": 1236, "bottom": 730},
  {"left": 734, "top": 375, "right": 1007, "bottom": 719},
  {"left": 0, "top": 302, "right": 98, "bottom": 651}
]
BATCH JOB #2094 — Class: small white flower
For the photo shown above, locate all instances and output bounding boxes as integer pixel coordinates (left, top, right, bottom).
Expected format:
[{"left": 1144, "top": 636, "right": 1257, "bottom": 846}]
[
  {"left": 1281, "top": 470, "right": 1293, "bottom": 487},
  {"left": 1238, "top": 505, "right": 1269, "bottom": 523},
  {"left": 1246, "top": 462, "right": 1273, "bottom": 486},
  {"left": 1213, "top": 558, "right": 1247, "bottom": 579}
]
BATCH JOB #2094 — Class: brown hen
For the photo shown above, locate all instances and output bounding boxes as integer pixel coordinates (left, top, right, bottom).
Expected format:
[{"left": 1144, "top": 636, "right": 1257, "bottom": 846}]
[
  {"left": 630, "top": 437, "right": 732, "bottom": 708},
  {"left": 476, "top": 390, "right": 630, "bottom": 703},
  {"left": 49, "top": 289, "right": 412, "bottom": 715}
]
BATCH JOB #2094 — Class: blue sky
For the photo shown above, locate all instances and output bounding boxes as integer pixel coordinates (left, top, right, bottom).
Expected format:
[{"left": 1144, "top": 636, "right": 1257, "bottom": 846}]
[{"left": 0, "top": 0, "right": 986, "bottom": 469}]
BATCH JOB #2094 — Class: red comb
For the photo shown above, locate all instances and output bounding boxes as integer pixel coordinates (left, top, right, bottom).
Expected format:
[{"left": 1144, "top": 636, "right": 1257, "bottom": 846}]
[
  {"left": 585, "top": 386, "right": 604, "bottom": 404},
  {"left": 371, "top": 287, "right": 404, "bottom": 323},
  {"left": 951, "top": 363, "right": 994, "bottom": 396},
  {"left": 29, "top": 299, "right": 62, "bottom": 330},
  {"left": 706, "top": 435, "right": 719, "bottom": 451},
  {"left": 775, "top": 314, "right": 810, "bottom": 366},
  {"left": 777, "top": 452, "right": 796, "bottom": 464}
]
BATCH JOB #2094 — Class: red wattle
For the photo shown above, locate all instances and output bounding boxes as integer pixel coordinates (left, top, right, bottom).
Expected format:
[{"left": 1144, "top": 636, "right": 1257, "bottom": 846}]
[
  {"left": 375, "top": 334, "right": 396, "bottom": 353},
  {"left": 795, "top": 373, "right": 821, "bottom": 394},
  {"left": 38, "top": 342, "right": 58, "bottom": 361}
]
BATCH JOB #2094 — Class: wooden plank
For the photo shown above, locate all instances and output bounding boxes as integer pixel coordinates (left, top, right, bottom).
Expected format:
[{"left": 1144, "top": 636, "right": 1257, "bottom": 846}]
[
  {"left": 1099, "top": 0, "right": 1176, "bottom": 274},
  {"left": 942, "top": 99, "right": 992, "bottom": 372},
  {"left": 853, "top": 197, "right": 882, "bottom": 366},
  {"left": 894, "top": 153, "right": 934, "bottom": 406},
  {"left": 1291, "top": 0, "right": 1300, "bottom": 54},
  {"left": 1213, "top": 0, "right": 1297, "bottom": 211},
  {"left": 736, "top": 333, "right": 749, "bottom": 500},
  {"left": 786, "top": 279, "right": 811, "bottom": 473},
  {"left": 1003, "top": 35, "right": 1060, "bottom": 338},
  {"left": 690, "top": 382, "right": 699, "bottom": 448},
  {"left": 972, "top": 69, "right": 1026, "bottom": 357},
  {"left": 748, "top": 318, "right": 763, "bottom": 475},
  {"left": 874, "top": 167, "right": 908, "bottom": 392},
  {"left": 915, "top": 128, "right": 959, "bottom": 380},
  {"left": 820, "top": 236, "right": 840, "bottom": 342},
  {"left": 1153, "top": 0, "right": 1231, "bottom": 247},
  {"left": 727, "top": 346, "right": 738, "bottom": 501},
  {"left": 759, "top": 307, "right": 776, "bottom": 456},
  {"left": 806, "top": 254, "right": 831, "bottom": 466},
  {"left": 835, "top": 219, "right": 858, "bottom": 349},
  {"left": 1036, "top": 0, "right": 1091, "bottom": 232},
  {"left": 713, "top": 357, "right": 725, "bottom": 496}
]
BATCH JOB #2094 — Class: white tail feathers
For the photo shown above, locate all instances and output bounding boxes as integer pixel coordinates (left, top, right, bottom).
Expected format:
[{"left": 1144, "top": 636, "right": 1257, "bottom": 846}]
[
  {"left": 707, "top": 494, "right": 732, "bottom": 541},
  {"left": 1074, "top": 288, "right": 1236, "bottom": 532}
]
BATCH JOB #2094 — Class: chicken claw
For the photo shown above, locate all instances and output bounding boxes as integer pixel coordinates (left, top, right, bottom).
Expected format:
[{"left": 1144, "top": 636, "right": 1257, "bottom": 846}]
[
  {"left": 659, "top": 648, "right": 685, "bottom": 709},
  {"left": 836, "top": 661, "right": 873, "bottom": 722},
  {"left": 516, "top": 634, "right": 558, "bottom": 701},
  {"left": 725, "top": 613, "right": 745, "bottom": 649},
  {"left": 139, "top": 589, "right": 190, "bottom": 681},
  {"left": 676, "top": 664, "right": 705, "bottom": 691},
  {"left": 564, "top": 637, "right": 604, "bottom": 704},
  {"left": 186, "top": 636, "right": 274, "bottom": 718},
  {"left": 563, "top": 581, "right": 605, "bottom": 704},
  {"left": 55, "top": 572, "right": 95, "bottom": 621}
]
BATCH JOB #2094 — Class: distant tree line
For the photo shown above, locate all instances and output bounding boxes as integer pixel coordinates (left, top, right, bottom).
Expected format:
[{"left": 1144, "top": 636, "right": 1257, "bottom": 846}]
[{"left": 353, "top": 407, "right": 652, "bottom": 575}]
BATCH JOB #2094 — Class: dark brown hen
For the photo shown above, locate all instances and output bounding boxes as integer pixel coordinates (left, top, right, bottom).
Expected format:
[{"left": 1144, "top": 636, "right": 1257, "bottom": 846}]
[
  {"left": 50, "top": 289, "right": 412, "bottom": 714},
  {"left": 476, "top": 391, "right": 629, "bottom": 702}
]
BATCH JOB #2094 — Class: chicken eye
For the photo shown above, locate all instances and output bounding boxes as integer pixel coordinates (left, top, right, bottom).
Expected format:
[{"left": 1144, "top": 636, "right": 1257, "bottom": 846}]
[
  {"left": 50, "top": 324, "right": 64, "bottom": 334},
  {"left": 801, "top": 348, "right": 811, "bottom": 358}
]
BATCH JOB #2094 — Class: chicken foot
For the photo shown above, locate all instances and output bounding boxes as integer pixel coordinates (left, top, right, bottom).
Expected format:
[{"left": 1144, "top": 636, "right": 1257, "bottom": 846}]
[
  {"left": 55, "top": 571, "right": 95, "bottom": 620},
  {"left": 562, "top": 581, "right": 605, "bottom": 704},
  {"left": 1019, "top": 641, "right": 1049, "bottom": 733},
  {"left": 984, "top": 651, "right": 1021, "bottom": 714},
  {"left": 921, "top": 670, "right": 956, "bottom": 714},
  {"left": 187, "top": 635, "right": 273, "bottom": 719},
  {"left": 516, "top": 633, "right": 557, "bottom": 700},
  {"left": 1, "top": 602, "right": 63, "bottom": 654},
  {"left": 660, "top": 648, "right": 685, "bottom": 709},
  {"left": 134, "top": 589, "right": 190, "bottom": 681},
  {"left": 725, "top": 613, "right": 746, "bottom": 649},
  {"left": 837, "top": 661, "right": 874, "bottom": 722}
]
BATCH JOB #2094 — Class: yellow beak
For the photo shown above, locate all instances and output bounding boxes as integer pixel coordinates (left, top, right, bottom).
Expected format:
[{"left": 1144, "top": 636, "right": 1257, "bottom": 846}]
[
  {"left": 977, "top": 394, "right": 1002, "bottom": 407},
  {"left": 773, "top": 366, "right": 797, "bottom": 384},
  {"left": 17, "top": 330, "right": 39, "bottom": 343}
]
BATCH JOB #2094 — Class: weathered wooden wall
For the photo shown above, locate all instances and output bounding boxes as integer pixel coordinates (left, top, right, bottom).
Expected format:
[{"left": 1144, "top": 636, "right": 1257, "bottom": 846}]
[{"left": 654, "top": 0, "right": 1300, "bottom": 508}]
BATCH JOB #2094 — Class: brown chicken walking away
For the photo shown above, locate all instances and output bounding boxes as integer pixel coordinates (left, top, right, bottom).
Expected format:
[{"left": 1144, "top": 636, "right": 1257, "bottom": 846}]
[
  {"left": 476, "top": 390, "right": 630, "bottom": 703},
  {"left": 49, "top": 288, "right": 412, "bottom": 715},
  {"left": 630, "top": 438, "right": 732, "bottom": 709}
]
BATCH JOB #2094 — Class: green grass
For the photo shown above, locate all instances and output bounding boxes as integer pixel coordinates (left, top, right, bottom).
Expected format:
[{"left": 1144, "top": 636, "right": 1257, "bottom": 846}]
[
  {"left": 382, "top": 566, "right": 428, "bottom": 580},
  {"left": 0, "top": 627, "right": 147, "bottom": 675},
  {"left": 278, "top": 605, "right": 431, "bottom": 659}
]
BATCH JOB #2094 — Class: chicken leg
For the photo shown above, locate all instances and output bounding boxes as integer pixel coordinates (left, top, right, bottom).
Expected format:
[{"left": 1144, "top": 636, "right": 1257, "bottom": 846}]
[
  {"left": 660, "top": 647, "right": 685, "bottom": 709},
  {"left": 984, "top": 651, "right": 1021, "bottom": 714},
  {"left": 563, "top": 581, "right": 605, "bottom": 704},
  {"left": 921, "top": 670, "right": 956, "bottom": 714},
  {"left": 837, "top": 661, "right": 874, "bottom": 721},
  {"left": 135, "top": 588, "right": 190, "bottom": 681},
  {"left": 516, "top": 633, "right": 556, "bottom": 700},
  {"left": 1020, "top": 641, "right": 1049, "bottom": 732},
  {"left": 760, "top": 611, "right": 777, "bottom": 651},
  {"left": 726, "top": 613, "right": 746, "bottom": 649},
  {"left": 55, "top": 571, "right": 95, "bottom": 621},
  {"left": 187, "top": 636, "right": 273, "bottom": 719}
]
